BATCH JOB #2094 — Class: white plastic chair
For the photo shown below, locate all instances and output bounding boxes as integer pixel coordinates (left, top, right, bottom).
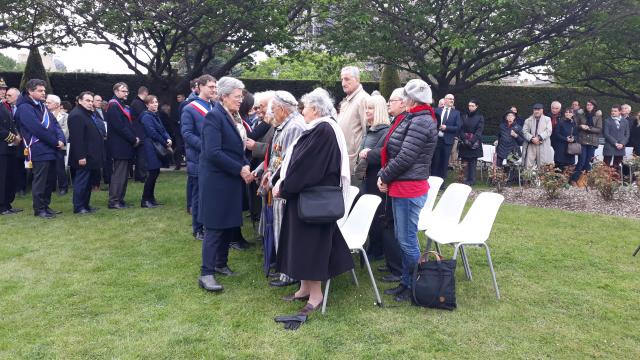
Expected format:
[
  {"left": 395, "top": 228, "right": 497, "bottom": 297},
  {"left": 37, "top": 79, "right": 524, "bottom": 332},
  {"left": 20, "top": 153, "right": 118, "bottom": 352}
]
[
  {"left": 417, "top": 176, "right": 444, "bottom": 231},
  {"left": 425, "top": 192, "right": 504, "bottom": 299},
  {"left": 323, "top": 194, "right": 382, "bottom": 314},
  {"left": 336, "top": 185, "right": 360, "bottom": 228},
  {"left": 478, "top": 144, "right": 495, "bottom": 181},
  {"left": 594, "top": 145, "right": 604, "bottom": 161}
]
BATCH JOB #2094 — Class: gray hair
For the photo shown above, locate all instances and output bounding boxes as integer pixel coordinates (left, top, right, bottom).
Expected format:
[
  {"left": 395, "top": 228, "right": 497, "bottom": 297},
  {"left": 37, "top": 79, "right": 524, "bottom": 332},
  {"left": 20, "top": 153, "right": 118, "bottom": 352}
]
[
  {"left": 217, "top": 76, "right": 245, "bottom": 98},
  {"left": 47, "top": 94, "right": 61, "bottom": 104},
  {"left": 550, "top": 101, "right": 562, "bottom": 108},
  {"left": 272, "top": 90, "right": 298, "bottom": 113},
  {"left": 389, "top": 88, "right": 406, "bottom": 101},
  {"left": 301, "top": 88, "right": 336, "bottom": 118},
  {"left": 254, "top": 90, "right": 275, "bottom": 105},
  {"left": 341, "top": 66, "right": 360, "bottom": 80}
]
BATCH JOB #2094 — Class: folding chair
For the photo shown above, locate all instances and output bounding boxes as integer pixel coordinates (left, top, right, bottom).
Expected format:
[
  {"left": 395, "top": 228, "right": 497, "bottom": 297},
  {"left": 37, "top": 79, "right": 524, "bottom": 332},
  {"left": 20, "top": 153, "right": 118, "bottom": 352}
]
[
  {"left": 336, "top": 185, "right": 360, "bottom": 228},
  {"left": 417, "top": 176, "right": 444, "bottom": 231}
]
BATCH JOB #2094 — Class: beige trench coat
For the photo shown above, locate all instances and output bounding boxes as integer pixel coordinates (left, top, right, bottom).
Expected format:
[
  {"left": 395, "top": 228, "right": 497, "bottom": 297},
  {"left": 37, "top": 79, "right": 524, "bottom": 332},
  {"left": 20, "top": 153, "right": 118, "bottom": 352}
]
[
  {"left": 522, "top": 115, "right": 554, "bottom": 169},
  {"left": 338, "top": 85, "right": 369, "bottom": 171}
]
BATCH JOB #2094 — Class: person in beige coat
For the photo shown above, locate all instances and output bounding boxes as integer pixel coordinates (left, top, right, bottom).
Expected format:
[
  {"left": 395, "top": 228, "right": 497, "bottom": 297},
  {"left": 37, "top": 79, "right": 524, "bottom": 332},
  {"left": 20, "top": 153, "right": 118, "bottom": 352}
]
[
  {"left": 522, "top": 103, "right": 554, "bottom": 169},
  {"left": 338, "top": 66, "right": 369, "bottom": 171}
]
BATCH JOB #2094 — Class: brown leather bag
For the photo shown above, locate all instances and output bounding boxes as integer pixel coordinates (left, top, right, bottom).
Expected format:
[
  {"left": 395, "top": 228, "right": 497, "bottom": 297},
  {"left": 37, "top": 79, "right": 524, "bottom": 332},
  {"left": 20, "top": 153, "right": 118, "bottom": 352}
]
[{"left": 576, "top": 172, "right": 588, "bottom": 188}]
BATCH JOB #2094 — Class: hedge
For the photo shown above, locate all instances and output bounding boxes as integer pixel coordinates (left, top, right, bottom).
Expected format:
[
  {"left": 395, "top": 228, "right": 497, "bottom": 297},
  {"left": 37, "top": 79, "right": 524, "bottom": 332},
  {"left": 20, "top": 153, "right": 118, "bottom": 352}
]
[{"left": 1, "top": 71, "right": 637, "bottom": 134}]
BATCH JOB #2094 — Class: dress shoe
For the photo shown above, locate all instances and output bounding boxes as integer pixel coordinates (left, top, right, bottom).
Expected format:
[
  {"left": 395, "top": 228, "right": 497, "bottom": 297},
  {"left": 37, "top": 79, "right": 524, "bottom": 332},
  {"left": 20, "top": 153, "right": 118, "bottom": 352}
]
[
  {"left": 269, "top": 272, "right": 282, "bottom": 279},
  {"left": 10, "top": 208, "right": 23, "bottom": 213},
  {"left": 297, "top": 302, "right": 322, "bottom": 316},
  {"left": 108, "top": 203, "right": 126, "bottom": 209},
  {"left": 377, "top": 265, "right": 390, "bottom": 273},
  {"left": 229, "top": 241, "right": 246, "bottom": 251},
  {"left": 269, "top": 279, "right": 300, "bottom": 287},
  {"left": 45, "top": 207, "right": 62, "bottom": 215},
  {"left": 193, "top": 231, "right": 205, "bottom": 241},
  {"left": 381, "top": 274, "right": 402, "bottom": 283},
  {"left": 214, "top": 266, "right": 237, "bottom": 276},
  {"left": 58, "top": 189, "right": 68, "bottom": 195},
  {"left": 384, "top": 283, "right": 408, "bottom": 296},
  {"left": 87, "top": 207, "right": 99, "bottom": 213},
  {"left": 35, "top": 210, "right": 55, "bottom": 219},
  {"left": 151, "top": 200, "right": 164, "bottom": 206},
  {"left": 198, "top": 275, "right": 223, "bottom": 292},
  {"left": 394, "top": 287, "right": 412, "bottom": 302},
  {"left": 120, "top": 202, "right": 131, "bottom": 208},
  {"left": 140, "top": 200, "right": 157, "bottom": 208},
  {"left": 74, "top": 208, "right": 91, "bottom": 215},
  {"left": 1, "top": 209, "right": 16, "bottom": 215},
  {"left": 281, "top": 293, "right": 310, "bottom": 302}
]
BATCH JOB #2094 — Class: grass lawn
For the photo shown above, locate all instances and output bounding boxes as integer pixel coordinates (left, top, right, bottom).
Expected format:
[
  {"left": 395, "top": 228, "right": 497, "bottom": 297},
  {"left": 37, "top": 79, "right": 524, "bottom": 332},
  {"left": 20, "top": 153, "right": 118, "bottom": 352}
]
[{"left": 1, "top": 171, "right": 639, "bottom": 359}]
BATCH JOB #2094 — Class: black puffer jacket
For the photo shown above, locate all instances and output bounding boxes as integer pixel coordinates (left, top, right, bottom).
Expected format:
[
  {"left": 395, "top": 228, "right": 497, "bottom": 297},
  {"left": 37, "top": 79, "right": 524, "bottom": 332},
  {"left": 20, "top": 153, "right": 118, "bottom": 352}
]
[{"left": 378, "top": 109, "right": 438, "bottom": 184}]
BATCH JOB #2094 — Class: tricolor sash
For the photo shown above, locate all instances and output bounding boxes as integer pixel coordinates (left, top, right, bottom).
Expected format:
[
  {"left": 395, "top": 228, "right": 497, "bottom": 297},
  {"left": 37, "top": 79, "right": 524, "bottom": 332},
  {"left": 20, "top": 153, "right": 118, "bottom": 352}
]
[
  {"left": 108, "top": 98, "right": 132, "bottom": 122},
  {"left": 23, "top": 103, "right": 51, "bottom": 168},
  {"left": 190, "top": 100, "right": 211, "bottom": 117}
]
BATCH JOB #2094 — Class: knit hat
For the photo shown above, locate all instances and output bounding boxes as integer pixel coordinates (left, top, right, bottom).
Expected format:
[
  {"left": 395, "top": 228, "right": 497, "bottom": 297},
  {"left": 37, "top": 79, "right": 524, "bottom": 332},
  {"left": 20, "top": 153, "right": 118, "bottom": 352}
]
[
  {"left": 403, "top": 79, "right": 433, "bottom": 104},
  {"left": 0, "top": 78, "right": 7, "bottom": 89}
]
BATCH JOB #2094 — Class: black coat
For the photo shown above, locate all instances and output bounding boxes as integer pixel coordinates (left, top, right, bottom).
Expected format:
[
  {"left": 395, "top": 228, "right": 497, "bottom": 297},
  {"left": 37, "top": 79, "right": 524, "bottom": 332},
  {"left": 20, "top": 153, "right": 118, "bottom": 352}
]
[
  {"left": 276, "top": 121, "right": 354, "bottom": 281},
  {"left": 629, "top": 120, "right": 640, "bottom": 156},
  {"left": 434, "top": 107, "right": 462, "bottom": 145},
  {"left": 495, "top": 119, "right": 524, "bottom": 160},
  {"left": 362, "top": 124, "right": 389, "bottom": 194},
  {"left": 0, "top": 102, "right": 19, "bottom": 156},
  {"left": 378, "top": 109, "right": 438, "bottom": 184},
  {"left": 552, "top": 118, "right": 577, "bottom": 166},
  {"left": 458, "top": 111, "right": 485, "bottom": 159},
  {"left": 129, "top": 96, "right": 147, "bottom": 139},
  {"left": 68, "top": 106, "right": 104, "bottom": 169},
  {"left": 106, "top": 97, "right": 137, "bottom": 160},
  {"left": 198, "top": 101, "right": 249, "bottom": 229}
]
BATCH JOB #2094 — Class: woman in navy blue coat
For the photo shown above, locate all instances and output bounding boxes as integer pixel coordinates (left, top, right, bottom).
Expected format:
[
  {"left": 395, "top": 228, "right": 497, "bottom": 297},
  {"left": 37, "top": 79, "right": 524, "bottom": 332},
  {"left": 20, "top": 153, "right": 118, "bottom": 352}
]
[
  {"left": 552, "top": 108, "right": 578, "bottom": 171},
  {"left": 139, "top": 95, "right": 172, "bottom": 208},
  {"left": 197, "top": 77, "right": 253, "bottom": 292}
]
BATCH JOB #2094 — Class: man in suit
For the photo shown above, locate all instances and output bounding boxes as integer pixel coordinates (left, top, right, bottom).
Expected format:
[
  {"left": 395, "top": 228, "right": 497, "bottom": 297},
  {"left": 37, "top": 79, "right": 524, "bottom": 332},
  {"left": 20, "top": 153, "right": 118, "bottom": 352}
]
[
  {"left": 129, "top": 86, "right": 148, "bottom": 182},
  {"left": 90, "top": 94, "right": 109, "bottom": 190},
  {"left": 14, "top": 79, "right": 66, "bottom": 218},
  {"left": 0, "top": 78, "right": 23, "bottom": 215},
  {"left": 431, "top": 93, "right": 461, "bottom": 181},
  {"left": 68, "top": 91, "right": 104, "bottom": 214},
  {"left": 106, "top": 82, "right": 140, "bottom": 209}
]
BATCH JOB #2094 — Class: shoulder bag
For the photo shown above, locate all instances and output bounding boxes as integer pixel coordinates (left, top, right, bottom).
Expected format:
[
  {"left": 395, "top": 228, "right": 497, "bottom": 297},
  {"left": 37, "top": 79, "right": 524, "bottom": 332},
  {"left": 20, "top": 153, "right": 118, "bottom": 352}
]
[
  {"left": 412, "top": 251, "right": 457, "bottom": 310},
  {"left": 567, "top": 122, "right": 582, "bottom": 155},
  {"left": 297, "top": 185, "right": 345, "bottom": 224},
  {"left": 153, "top": 140, "right": 172, "bottom": 159}
]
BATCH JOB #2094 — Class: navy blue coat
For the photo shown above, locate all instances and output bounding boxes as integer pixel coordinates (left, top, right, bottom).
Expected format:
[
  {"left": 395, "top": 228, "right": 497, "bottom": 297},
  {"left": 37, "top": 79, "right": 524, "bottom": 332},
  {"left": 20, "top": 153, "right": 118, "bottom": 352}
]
[
  {"left": 68, "top": 106, "right": 104, "bottom": 169},
  {"left": 106, "top": 97, "right": 137, "bottom": 160},
  {"left": 14, "top": 95, "right": 65, "bottom": 161},
  {"left": 140, "top": 111, "right": 171, "bottom": 170},
  {"left": 434, "top": 107, "right": 462, "bottom": 145},
  {"left": 552, "top": 118, "right": 578, "bottom": 166},
  {"left": 181, "top": 98, "right": 212, "bottom": 177},
  {"left": 129, "top": 96, "right": 147, "bottom": 139},
  {"left": 198, "top": 101, "right": 249, "bottom": 229}
]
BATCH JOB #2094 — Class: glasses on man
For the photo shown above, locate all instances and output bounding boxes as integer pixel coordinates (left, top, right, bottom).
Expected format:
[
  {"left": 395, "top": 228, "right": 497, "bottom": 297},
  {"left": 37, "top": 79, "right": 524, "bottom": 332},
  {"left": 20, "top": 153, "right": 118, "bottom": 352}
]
[{"left": 388, "top": 99, "right": 402, "bottom": 104}]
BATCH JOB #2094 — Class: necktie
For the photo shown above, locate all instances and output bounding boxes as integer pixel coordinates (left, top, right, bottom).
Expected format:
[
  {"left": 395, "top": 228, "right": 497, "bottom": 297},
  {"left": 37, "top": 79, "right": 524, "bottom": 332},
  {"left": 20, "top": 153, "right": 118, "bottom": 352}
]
[{"left": 443, "top": 107, "right": 450, "bottom": 124}]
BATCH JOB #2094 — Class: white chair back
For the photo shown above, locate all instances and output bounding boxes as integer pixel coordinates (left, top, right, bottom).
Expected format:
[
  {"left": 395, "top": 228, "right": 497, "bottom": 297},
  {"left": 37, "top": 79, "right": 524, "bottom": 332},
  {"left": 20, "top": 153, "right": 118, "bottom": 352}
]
[
  {"left": 339, "top": 194, "right": 382, "bottom": 249},
  {"left": 480, "top": 144, "right": 494, "bottom": 163},
  {"left": 458, "top": 192, "right": 504, "bottom": 244},
  {"left": 625, "top": 147, "right": 634, "bottom": 160},
  {"left": 417, "top": 176, "right": 444, "bottom": 230},
  {"left": 336, "top": 185, "right": 360, "bottom": 227},
  {"left": 594, "top": 145, "right": 604, "bottom": 161},
  {"left": 428, "top": 183, "right": 472, "bottom": 229}
]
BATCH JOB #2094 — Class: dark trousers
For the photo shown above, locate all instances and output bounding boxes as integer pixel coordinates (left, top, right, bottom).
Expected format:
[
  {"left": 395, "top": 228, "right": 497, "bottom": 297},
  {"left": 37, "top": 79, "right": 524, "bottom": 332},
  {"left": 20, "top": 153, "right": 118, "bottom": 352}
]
[
  {"left": 102, "top": 141, "right": 112, "bottom": 184},
  {"left": 90, "top": 168, "right": 101, "bottom": 188},
  {"left": 376, "top": 195, "right": 402, "bottom": 276},
  {"left": 55, "top": 152, "right": 68, "bottom": 190},
  {"left": 142, "top": 169, "right": 160, "bottom": 201},
  {"left": 186, "top": 175, "right": 195, "bottom": 210},
  {"left": 463, "top": 158, "right": 478, "bottom": 185},
  {"left": 571, "top": 144, "right": 596, "bottom": 181},
  {"left": 72, "top": 168, "right": 92, "bottom": 212},
  {"left": 603, "top": 155, "right": 623, "bottom": 170},
  {"left": 201, "top": 228, "right": 232, "bottom": 275},
  {"left": 189, "top": 176, "right": 202, "bottom": 234},
  {"left": 431, "top": 139, "right": 453, "bottom": 180},
  {"left": 32, "top": 160, "right": 56, "bottom": 212},
  {"left": 134, "top": 146, "right": 147, "bottom": 181},
  {"left": 0, "top": 155, "right": 19, "bottom": 211},
  {"left": 109, "top": 159, "right": 129, "bottom": 206}
]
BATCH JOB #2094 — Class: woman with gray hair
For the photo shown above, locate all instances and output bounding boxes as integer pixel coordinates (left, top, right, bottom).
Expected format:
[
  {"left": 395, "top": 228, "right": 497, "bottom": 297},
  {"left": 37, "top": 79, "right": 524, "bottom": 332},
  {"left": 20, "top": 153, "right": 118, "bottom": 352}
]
[
  {"left": 377, "top": 79, "right": 438, "bottom": 302},
  {"left": 272, "top": 88, "right": 353, "bottom": 316}
]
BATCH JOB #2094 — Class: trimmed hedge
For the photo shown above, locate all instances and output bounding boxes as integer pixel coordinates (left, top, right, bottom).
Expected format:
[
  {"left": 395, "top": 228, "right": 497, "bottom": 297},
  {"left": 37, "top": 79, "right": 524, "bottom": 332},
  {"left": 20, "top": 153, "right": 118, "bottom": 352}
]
[{"left": 1, "top": 71, "right": 637, "bottom": 135}]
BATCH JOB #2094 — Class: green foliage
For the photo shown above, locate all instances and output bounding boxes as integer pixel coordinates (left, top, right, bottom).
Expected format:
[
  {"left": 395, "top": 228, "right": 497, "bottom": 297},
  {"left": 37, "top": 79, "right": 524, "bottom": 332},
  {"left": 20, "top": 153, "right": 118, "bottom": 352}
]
[
  {"left": 19, "top": 47, "right": 51, "bottom": 92},
  {"left": 539, "top": 164, "right": 569, "bottom": 199},
  {"left": 379, "top": 65, "right": 401, "bottom": 100},
  {"left": 588, "top": 161, "right": 621, "bottom": 200},
  {"left": 0, "top": 53, "right": 22, "bottom": 71}
]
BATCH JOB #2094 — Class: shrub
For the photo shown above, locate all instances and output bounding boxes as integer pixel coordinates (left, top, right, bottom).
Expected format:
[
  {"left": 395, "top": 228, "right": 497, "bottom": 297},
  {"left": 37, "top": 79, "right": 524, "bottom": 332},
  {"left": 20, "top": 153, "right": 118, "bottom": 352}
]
[
  {"left": 587, "top": 162, "right": 621, "bottom": 201},
  {"left": 379, "top": 65, "right": 401, "bottom": 100},
  {"left": 539, "top": 164, "right": 568, "bottom": 199},
  {"left": 19, "top": 47, "right": 51, "bottom": 92}
]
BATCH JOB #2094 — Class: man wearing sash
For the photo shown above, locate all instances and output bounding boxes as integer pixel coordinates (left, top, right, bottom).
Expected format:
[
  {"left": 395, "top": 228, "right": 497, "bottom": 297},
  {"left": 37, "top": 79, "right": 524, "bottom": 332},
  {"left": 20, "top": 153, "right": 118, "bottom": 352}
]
[
  {"left": 0, "top": 78, "right": 22, "bottom": 215},
  {"left": 14, "top": 79, "right": 66, "bottom": 218},
  {"left": 106, "top": 82, "right": 140, "bottom": 209},
  {"left": 181, "top": 75, "right": 217, "bottom": 241}
]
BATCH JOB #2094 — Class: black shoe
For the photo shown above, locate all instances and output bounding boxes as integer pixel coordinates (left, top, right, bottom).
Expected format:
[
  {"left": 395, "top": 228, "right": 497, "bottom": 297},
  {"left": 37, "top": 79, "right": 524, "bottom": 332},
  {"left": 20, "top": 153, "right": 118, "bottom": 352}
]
[
  {"left": 198, "top": 275, "right": 223, "bottom": 292},
  {"left": 269, "top": 279, "right": 300, "bottom": 287},
  {"left": 108, "top": 203, "right": 126, "bottom": 209},
  {"left": 193, "top": 231, "right": 205, "bottom": 241},
  {"left": 384, "top": 283, "right": 408, "bottom": 296},
  {"left": 45, "top": 207, "right": 62, "bottom": 215},
  {"left": 74, "top": 208, "right": 91, "bottom": 215},
  {"left": 214, "top": 266, "right": 237, "bottom": 276},
  {"left": 229, "top": 241, "right": 246, "bottom": 251},
  {"left": 140, "top": 200, "right": 157, "bottom": 208},
  {"left": 269, "top": 272, "right": 282, "bottom": 280},
  {"left": 377, "top": 265, "right": 390, "bottom": 273},
  {"left": 151, "top": 200, "right": 164, "bottom": 206},
  {"left": 35, "top": 210, "right": 55, "bottom": 219},
  {"left": 381, "top": 274, "right": 402, "bottom": 283},
  {"left": 87, "top": 206, "right": 98, "bottom": 213},
  {"left": 120, "top": 202, "right": 131, "bottom": 208},
  {"left": 9, "top": 208, "right": 23, "bottom": 213},
  {"left": 1, "top": 209, "right": 16, "bottom": 215},
  {"left": 394, "top": 287, "right": 412, "bottom": 302},
  {"left": 58, "top": 189, "right": 68, "bottom": 195}
]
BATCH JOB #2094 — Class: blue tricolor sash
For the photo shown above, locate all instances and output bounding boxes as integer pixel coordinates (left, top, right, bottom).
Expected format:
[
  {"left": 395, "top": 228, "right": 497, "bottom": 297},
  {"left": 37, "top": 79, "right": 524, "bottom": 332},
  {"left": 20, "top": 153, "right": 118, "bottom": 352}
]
[{"left": 108, "top": 98, "right": 132, "bottom": 122}]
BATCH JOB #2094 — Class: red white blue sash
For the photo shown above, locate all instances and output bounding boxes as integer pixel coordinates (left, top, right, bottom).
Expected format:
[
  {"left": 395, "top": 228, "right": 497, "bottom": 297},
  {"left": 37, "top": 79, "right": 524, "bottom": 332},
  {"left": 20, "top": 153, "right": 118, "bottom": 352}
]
[
  {"left": 108, "top": 99, "right": 132, "bottom": 122},
  {"left": 190, "top": 100, "right": 211, "bottom": 117}
]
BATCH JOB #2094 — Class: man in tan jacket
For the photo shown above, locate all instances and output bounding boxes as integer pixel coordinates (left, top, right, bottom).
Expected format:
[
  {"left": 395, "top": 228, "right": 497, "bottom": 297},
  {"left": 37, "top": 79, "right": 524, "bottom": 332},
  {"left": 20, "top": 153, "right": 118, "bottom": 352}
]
[{"left": 338, "top": 66, "right": 369, "bottom": 171}]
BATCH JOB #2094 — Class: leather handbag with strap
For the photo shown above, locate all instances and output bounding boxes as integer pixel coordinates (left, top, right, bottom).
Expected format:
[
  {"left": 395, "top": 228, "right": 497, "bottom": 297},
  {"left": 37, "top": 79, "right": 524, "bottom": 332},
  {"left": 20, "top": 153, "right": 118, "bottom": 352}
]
[
  {"left": 152, "top": 140, "right": 172, "bottom": 159},
  {"left": 411, "top": 251, "right": 457, "bottom": 310},
  {"left": 297, "top": 185, "right": 345, "bottom": 224},
  {"left": 567, "top": 122, "right": 582, "bottom": 155}
]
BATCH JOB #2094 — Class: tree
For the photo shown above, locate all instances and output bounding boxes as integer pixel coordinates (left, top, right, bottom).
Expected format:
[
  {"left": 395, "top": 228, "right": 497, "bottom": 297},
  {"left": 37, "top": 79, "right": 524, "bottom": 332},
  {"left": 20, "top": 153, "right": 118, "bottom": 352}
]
[
  {"left": 19, "top": 47, "right": 51, "bottom": 91},
  {"left": 0, "top": 53, "right": 21, "bottom": 71},
  {"left": 318, "top": 0, "right": 620, "bottom": 99},
  {"left": 378, "top": 64, "right": 401, "bottom": 99},
  {"left": 550, "top": 1, "right": 640, "bottom": 103}
]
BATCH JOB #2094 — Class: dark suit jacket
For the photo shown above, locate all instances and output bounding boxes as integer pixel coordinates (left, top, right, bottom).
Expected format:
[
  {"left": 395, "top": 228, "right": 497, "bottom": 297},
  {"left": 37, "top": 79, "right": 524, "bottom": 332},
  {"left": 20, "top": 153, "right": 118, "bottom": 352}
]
[
  {"left": 198, "top": 101, "right": 249, "bottom": 229},
  {"left": 68, "top": 106, "right": 104, "bottom": 169},
  {"left": 0, "top": 102, "right": 18, "bottom": 156},
  {"left": 106, "top": 97, "right": 137, "bottom": 160},
  {"left": 434, "top": 107, "right": 462, "bottom": 145}
]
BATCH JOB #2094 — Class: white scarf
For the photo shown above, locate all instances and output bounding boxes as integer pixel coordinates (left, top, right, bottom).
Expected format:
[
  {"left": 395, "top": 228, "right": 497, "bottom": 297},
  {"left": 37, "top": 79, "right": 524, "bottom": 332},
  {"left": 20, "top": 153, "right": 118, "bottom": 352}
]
[{"left": 275, "top": 116, "right": 351, "bottom": 209}]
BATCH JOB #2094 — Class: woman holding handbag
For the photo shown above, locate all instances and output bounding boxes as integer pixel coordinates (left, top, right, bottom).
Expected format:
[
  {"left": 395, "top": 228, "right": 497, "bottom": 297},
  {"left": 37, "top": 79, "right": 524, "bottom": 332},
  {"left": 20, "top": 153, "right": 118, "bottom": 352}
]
[
  {"left": 139, "top": 95, "right": 172, "bottom": 208},
  {"left": 458, "top": 99, "right": 484, "bottom": 185},
  {"left": 553, "top": 108, "right": 578, "bottom": 172},
  {"left": 570, "top": 99, "right": 602, "bottom": 185}
]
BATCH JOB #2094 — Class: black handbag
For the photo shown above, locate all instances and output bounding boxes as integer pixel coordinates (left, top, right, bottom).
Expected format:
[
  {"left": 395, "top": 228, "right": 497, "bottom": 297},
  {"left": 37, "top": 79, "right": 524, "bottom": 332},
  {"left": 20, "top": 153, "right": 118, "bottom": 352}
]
[
  {"left": 412, "top": 251, "right": 457, "bottom": 310},
  {"left": 297, "top": 186, "right": 345, "bottom": 224},
  {"left": 567, "top": 124, "right": 582, "bottom": 155},
  {"left": 152, "top": 140, "right": 172, "bottom": 159}
]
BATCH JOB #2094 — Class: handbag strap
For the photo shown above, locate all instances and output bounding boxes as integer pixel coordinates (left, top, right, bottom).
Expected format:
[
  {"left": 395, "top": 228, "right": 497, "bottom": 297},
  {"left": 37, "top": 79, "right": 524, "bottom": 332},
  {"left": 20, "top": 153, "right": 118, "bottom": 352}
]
[{"left": 412, "top": 258, "right": 450, "bottom": 307}]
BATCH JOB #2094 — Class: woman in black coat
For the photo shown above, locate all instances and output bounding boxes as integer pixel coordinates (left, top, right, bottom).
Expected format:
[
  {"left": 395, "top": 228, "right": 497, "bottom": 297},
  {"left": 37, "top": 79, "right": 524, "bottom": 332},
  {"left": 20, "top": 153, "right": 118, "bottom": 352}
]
[
  {"left": 139, "top": 95, "right": 172, "bottom": 208},
  {"left": 458, "top": 99, "right": 484, "bottom": 185},
  {"left": 494, "top": 111, "right": 524, "bottom": 167},
  {"left": 273, "top": 89, "right": 353, "bottom": 315},
  {"left": 552, "top": 108, "right": 578, "bottom": 171},
  {"left": 629, "top": 112, "right": 640, "bottom": 156}
]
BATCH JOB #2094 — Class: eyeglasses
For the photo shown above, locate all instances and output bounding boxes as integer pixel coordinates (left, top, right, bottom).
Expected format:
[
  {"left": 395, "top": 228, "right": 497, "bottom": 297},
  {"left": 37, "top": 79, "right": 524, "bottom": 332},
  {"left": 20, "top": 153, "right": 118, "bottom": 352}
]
[{"left": 388, "top": 99, "right": 402, "bottom": 103}]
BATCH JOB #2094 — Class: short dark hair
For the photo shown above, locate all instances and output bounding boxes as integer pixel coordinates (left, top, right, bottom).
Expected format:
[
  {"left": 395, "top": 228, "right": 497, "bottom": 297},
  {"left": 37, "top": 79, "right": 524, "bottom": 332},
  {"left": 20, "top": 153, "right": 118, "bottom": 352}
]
[
  {"left": 469, "top": 99, "right": 479, "bottom": 106},
  {"left": 144, "top": 94, "right": 158, "bottom": 105},
  {"left": 190, "top": 78, "right": 198, "bottom": 89},
  {"left": 612, "top": 104, "right": 621, "bottom": 111},
  {"left": 196, "top": 74, "right": 217, "bottom": 87},
  {"left": 113, "top": 82, "right": 128, "bottom": 93},
  {"left": 78, "top": 91, "right": 94, "bottom": 101},
  {"left": 25, "top": 79, "right": 46, "bottom": 92},
  {"left": 138, "top": 86, "right": 149, "bottom": 95},
  {"left": 61, "top": 100, "right": 73, "bottom": 111},
  {"left": 586, "top": 99, "right": 598, "bottom": 111}
]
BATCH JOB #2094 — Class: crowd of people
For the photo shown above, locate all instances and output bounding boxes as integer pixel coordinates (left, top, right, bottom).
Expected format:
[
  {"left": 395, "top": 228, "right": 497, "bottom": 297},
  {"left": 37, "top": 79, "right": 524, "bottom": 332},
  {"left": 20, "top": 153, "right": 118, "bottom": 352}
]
[{"left": 2, "top": 67, "right": 640, "bottom": 322}]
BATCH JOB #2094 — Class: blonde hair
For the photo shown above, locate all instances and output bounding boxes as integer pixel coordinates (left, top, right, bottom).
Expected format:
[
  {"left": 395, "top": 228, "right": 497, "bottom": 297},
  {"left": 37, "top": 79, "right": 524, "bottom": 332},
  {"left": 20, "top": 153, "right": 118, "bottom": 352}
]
[{"left": 365, "top": 94, "right": 390, "bottom": 127}]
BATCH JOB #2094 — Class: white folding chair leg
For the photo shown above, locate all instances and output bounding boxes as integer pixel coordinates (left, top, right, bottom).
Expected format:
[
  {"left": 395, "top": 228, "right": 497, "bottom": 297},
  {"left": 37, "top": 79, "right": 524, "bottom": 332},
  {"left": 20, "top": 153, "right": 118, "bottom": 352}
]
[
  {"left": 350, "top": 269, "right": 359, "bottom": 287},
  {"left": 322, "top": 279, "right": 331, "bottom": 315},
  {"left": 459, "top": 245, "right": 473, "bottom": 280},
  {"left": 482, "top": 244, "right": 500, "bottom": 300},
  {"left": 359, "top": 249, "right": 383, "bottom": 307}
]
